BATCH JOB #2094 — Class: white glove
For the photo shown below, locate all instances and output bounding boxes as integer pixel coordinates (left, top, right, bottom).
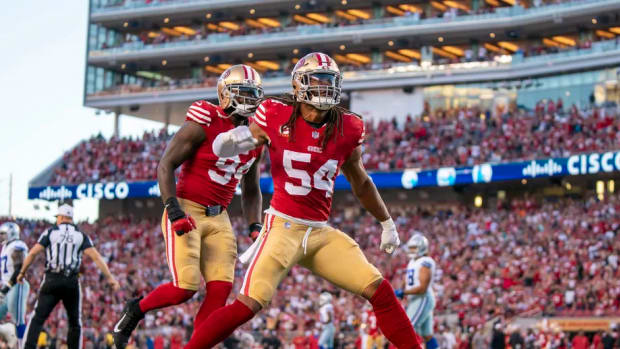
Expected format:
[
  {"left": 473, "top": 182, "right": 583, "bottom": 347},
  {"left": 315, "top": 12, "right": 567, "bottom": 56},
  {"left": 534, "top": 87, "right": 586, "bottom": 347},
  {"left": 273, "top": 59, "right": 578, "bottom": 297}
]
[
  {"left": 380, "top": 218, "right": 400, "bottom": 254},
  {"left": 213, "top": 125, "right": 258, "bottom": 157}
]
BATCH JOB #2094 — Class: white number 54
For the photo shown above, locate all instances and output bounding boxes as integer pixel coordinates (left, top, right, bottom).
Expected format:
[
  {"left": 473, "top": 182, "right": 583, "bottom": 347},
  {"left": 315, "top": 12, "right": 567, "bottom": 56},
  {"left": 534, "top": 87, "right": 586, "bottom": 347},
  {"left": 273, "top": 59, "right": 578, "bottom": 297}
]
[{"left": 283, "top": 150, "right": 338, "bottom": 197}]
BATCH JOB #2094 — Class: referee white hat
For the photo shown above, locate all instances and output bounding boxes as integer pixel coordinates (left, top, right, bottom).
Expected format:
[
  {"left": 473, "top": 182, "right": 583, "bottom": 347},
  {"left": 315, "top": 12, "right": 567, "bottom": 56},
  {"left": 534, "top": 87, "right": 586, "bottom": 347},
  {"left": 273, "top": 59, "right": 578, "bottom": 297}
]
[{"left": 56, "top": 204, "right": 74, "bottom": 218}]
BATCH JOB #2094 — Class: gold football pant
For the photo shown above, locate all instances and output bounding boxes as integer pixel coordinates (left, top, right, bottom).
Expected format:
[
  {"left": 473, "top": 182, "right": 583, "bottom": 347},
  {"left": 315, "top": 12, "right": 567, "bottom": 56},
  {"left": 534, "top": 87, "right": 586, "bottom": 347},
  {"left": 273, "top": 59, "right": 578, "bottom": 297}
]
[
  {"left": 161, "top": 198, "right": 237, "bottom": 291},
  {"left": 241, "top": 213, "right": 382, "bottom": 307}
]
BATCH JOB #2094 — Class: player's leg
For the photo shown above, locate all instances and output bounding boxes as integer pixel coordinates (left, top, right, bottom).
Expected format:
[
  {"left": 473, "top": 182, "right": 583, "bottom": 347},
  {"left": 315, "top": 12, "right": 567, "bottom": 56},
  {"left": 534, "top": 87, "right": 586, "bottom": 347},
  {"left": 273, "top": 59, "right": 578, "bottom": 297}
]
[
  {"left": 417, "top": 297, "right": 437, "bottom": 349},
  {"left": 6, "top": 281, "right": 30, "bottom": 347},
  {"left": 23, "top": 277, "right": 60, "bottom": 349},
  {"left": 193, "top": 210, "right": 237, "bottom": 331},
  {"left": 60, "top": 280, "right": 82, "bottom": 349},
  {"left": 113, "top": 207, "right": 200, "bottom": 349},
  {"left": 184, "top": 215, "right": 303, "bottom": 349},
  {"left": 300, "top": 227, "right": 422, "bottom": 349}
]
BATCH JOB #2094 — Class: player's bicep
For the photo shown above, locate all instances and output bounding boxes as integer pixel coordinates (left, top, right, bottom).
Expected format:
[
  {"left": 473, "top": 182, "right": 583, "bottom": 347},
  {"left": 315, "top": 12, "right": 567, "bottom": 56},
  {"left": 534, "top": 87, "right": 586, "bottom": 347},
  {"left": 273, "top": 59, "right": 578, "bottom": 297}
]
[
  {"left": 248, "top": 122, "right": 270, "bottom": 147},
  {"left": 418, "top": 266, "right": 431, "bottom": 290},
  {"left": 341, "top": 146, "right": 368, "bottom": 188},
  {"left": 160, "top": 121, "right": 205, "bottom": 170}
]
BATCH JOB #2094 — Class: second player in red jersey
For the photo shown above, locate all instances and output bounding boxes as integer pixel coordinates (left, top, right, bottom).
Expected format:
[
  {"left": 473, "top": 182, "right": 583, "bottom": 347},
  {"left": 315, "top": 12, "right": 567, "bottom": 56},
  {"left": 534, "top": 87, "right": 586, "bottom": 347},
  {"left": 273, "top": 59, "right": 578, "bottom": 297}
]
[{"left": 113, "top": 65, "right": 265, "bottom": 349}]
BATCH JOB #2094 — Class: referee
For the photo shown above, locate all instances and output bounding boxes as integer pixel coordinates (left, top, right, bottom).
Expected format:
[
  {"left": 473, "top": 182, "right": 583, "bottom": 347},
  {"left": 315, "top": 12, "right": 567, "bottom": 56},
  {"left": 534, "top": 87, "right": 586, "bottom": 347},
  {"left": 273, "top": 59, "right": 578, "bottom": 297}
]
[{"left": 16, "top": 204, "right": 120, "bottom": 349}]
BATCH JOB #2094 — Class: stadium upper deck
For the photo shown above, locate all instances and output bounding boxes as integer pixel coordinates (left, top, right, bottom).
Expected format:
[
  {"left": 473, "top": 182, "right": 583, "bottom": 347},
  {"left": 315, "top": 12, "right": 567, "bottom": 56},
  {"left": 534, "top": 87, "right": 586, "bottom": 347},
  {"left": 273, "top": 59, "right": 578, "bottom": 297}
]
[{"left": 84, "top": 0, "right": 620, "bottom": 125}]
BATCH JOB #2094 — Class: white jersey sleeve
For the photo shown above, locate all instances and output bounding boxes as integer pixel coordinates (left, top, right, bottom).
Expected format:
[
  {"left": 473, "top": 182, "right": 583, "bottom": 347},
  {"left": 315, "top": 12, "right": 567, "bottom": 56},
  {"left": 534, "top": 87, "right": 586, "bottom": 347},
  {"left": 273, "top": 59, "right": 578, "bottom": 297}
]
[{"left": 0, "top": 240, "right": 28, "bottom": 285}]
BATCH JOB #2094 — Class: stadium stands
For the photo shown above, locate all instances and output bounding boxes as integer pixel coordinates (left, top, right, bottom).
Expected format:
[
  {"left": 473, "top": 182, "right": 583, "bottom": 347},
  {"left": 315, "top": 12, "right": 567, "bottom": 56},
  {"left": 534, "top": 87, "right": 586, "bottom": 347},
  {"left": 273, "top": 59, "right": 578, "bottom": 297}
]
[
  {"left": 3, "top": 189, "right": 619, "bottom": 347},
  {"left": 49, "top": 102, "right": 620, "bottom": 185}
]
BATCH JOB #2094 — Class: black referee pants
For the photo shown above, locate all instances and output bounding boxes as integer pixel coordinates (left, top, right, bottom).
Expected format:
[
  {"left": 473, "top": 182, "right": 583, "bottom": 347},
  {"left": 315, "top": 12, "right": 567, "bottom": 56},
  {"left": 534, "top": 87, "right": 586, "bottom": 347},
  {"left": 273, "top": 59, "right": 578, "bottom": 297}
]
[{"left": 24, "top": 273, "right": 82, "bottom": 349}]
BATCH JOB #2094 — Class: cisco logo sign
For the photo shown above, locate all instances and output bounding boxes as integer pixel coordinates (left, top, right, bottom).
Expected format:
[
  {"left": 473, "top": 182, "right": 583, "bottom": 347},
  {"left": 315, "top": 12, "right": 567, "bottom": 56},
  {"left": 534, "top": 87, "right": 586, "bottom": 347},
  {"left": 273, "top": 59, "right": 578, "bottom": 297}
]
[
  {"left": 567, "top": 152, "right": 620, "bottom": 175},
  {"left": 76, "top": 182, "right": 129, "bottom": 200},
  {"left": 38, "top": 186, "right": 73, "bottom": 200}
]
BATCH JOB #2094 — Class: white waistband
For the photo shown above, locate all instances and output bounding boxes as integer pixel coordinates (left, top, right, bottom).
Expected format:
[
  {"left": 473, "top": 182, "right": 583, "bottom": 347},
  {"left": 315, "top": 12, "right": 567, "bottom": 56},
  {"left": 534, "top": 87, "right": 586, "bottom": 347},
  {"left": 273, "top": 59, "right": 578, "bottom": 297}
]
[{"left": 265, "top": 207, "right": 328, "bottom": 228}]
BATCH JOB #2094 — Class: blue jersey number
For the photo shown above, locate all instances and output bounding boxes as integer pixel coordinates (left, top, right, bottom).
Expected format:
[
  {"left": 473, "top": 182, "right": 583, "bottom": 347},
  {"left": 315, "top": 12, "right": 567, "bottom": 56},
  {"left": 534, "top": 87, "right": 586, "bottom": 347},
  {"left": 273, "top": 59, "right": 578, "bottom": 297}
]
[
  {"left": 1, "top": 256, "right": 7, "bottom": 274},
  {"left": 407, "top": 269, "right": 415, "bottom": 286}
]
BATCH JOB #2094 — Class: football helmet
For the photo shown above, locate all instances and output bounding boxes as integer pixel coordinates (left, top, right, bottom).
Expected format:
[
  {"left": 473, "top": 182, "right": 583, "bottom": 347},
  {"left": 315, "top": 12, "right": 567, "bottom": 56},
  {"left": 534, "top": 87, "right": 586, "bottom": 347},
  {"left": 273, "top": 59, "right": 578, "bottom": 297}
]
[
  {"left": 217, "top": 65, "right": 264, "bottom": 117},
  {"left": 291, "top": 52, "right": 342, "bottom": 110},
  {"left": 407, "top": 233, "right": 429, "bottom": 259},
  {"left": 0, "top": 222, "right": 20, "bottom": 243},
  {"left": 319, "top": 292, "right": 333, "bottom": 306}
]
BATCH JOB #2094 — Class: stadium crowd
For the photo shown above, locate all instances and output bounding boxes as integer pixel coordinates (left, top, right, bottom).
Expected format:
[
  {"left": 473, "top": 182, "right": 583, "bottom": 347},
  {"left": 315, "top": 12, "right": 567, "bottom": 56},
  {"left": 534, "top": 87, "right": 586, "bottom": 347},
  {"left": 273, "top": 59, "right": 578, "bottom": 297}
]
[
  {"left": 50, "top": 101, "right": 620, "bottom": 185},
  {"left": 2, "top": 188, "right": 620, "bottom": 348}
]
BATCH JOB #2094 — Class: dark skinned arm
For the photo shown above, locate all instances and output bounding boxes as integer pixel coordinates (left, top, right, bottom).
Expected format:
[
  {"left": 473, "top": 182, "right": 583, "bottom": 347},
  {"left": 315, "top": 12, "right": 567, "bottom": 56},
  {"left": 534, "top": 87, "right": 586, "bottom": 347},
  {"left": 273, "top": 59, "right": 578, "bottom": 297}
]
[
  {"left": 157, "top": 121, "right": 206, "bottom": 203},
  {"left": 241, "top": 148, "right": 263, "bottom": 226},
  {"left": 340, "top": 146, "right": 390, "bottom": 222}
]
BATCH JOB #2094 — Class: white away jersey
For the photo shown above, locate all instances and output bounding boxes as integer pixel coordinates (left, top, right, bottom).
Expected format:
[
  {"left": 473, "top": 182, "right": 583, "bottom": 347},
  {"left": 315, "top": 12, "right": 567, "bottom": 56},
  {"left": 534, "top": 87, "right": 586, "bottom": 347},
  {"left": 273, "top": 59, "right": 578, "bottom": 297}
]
[
  {"left": 405, "top": 256, "right": 436, "bottom": 296},
  {"left": 319, "top": 303, "right": 334, "bottom": 324},
  {"left": 0, "top": 240, "right": 28, "bottom": 285}
]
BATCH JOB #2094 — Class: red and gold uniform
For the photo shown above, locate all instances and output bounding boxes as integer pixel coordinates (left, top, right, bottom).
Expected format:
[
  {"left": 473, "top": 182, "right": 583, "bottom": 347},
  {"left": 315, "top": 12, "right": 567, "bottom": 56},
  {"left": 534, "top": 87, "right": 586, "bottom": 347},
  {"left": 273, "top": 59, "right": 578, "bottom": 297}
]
[
  {"left": 163, "top": 100, "right": 263, "bottom": 290},
  {"left": 240, "top": 98, "right": 381, "bottom": 307},
  {"left": 363, "top": 310, "right": 384, "bottom": 349}
]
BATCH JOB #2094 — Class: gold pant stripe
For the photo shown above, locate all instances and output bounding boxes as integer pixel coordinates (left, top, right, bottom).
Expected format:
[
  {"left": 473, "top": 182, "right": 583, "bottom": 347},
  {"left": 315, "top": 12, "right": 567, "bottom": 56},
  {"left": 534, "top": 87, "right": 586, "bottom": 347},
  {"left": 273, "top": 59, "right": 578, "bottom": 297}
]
[{"left": 162, "top": 210, "right": 179, "bottom": 287}]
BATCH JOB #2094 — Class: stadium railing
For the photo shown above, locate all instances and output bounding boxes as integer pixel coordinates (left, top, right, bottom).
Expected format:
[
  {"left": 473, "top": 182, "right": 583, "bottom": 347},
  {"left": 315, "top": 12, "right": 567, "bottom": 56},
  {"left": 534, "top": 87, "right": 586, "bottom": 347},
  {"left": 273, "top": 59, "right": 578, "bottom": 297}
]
[{"left": 87, "top": 0, "right": 618, "bottom": 59}]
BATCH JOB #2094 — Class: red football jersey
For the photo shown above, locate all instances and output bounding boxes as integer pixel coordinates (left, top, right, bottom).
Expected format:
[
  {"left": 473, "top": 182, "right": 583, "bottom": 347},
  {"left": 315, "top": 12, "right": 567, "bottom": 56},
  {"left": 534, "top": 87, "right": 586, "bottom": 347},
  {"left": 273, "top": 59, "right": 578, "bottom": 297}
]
[
  {"left": 253, "top": 98, "right": 364, "bottom": 222},
  {"left": 176, "top": 100, "right": 263, "bottom": 208},
  {"left": 364, "top": 310, "right": 380, "bottom": 336}
]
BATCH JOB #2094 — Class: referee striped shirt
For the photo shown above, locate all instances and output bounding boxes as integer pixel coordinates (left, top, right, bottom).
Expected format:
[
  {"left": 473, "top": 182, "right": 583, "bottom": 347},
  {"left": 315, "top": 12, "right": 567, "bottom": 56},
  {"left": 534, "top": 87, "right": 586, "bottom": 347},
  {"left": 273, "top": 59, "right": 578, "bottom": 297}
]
[{"left": 37, "top": 223, "right": 93, "bottom": 276}]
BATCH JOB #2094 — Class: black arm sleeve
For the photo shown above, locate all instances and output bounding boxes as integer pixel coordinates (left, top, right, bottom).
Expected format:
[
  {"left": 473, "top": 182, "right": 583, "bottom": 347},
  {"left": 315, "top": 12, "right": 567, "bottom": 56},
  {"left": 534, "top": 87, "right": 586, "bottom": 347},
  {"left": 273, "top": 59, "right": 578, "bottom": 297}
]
[
  {"left": 8, "top": 263, "right": 22, "bottom": 286},
  {"left": 37, "top": 229, "right": 51, "bottom": 248},
  {"left": 80, "top": 233, "right": 94, "bottom": 252}
]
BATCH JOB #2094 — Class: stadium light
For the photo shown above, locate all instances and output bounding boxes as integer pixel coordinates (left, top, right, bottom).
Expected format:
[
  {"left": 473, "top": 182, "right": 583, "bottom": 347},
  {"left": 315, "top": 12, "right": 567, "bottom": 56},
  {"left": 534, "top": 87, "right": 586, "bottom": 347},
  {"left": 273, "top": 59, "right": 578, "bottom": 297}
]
[
  {"left": 294, "top": 4, "right": 301, "bottom": 10},
  {"left": 386, "top": 6, "right": 405, "bottom": 16},
  {"left": 249, "top": 8, "right": 256, "bottom": 15},
  {"left": 489, "top": 33, "right": 496, "bottom": 39},
  {"left": 388, "top": 41, "right": 394, "bottom": 47},
  {"left": 592, "top": 18, "right": 598, "bottom": 24},
  {"left": 205, "top": 13, "right": 212, "bottom": 19},
  {"left": 292, "top": 48, "right": 299, "bottom": 54},
  {"left": 398, "top": 49, "right": 421, "bottom": 59},
  {"left": 123, "top": 22, "right": 128, "bottom": 28},
  {"left": 608, "top": 180, "right": 615, "bottom": 193},
  {"left": 203, "top": 56, "right": 210, "bottom": 62},
  {"left": 474, "top": 195, "right": 483, "bottom": 208},
  {"left": 339, "top": 44, "right": 346, "bottom": 50},
  {"left": 438, "top": 36, "right": 444, "bottom": 43},
  {"left": 335, "top": 10, "right": 357, "bottom": 21},
  {"left": 164, "top": 17, "right": 170, "bottom": 24}
]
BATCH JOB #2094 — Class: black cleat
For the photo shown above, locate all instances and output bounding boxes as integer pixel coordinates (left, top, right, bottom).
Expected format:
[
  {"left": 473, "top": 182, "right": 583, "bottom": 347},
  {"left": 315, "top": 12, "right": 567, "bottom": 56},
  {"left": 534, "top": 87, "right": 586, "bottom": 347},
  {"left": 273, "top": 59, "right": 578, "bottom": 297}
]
[{"left": 113, "top": 298, "right": 144, "bottom": 349}]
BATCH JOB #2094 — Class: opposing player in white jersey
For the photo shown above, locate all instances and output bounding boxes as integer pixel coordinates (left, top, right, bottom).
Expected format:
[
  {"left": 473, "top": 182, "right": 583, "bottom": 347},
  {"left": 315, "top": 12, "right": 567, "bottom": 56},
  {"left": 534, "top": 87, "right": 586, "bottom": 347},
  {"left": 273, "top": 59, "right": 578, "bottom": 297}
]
[
  {"left": 0, "top": 222, "right": 29, "bottom": 348},
  {"left": 401, "top": 234, "right": 438, "bottom": 349},
  {"left": 318, "top": 292, "right": 335, "bottom": 349}
]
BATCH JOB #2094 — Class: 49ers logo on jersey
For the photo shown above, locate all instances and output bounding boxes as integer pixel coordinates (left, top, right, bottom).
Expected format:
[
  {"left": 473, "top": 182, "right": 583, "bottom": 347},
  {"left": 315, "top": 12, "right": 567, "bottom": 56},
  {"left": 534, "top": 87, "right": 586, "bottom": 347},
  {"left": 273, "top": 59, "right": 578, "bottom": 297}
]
[{"left": 280, "top": 125, "right": 290, "bottom": 137}]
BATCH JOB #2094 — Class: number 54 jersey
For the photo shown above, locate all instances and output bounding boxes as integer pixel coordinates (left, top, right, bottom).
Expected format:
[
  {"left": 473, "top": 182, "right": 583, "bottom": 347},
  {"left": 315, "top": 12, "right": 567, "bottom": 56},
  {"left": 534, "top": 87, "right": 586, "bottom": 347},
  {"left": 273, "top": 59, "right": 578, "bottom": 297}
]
[
  {"left": 252, "top": 98, "right": 365, "bottom": 222},
  {"left": 176, "top": 100, "right": 263, "bottom": 208}
]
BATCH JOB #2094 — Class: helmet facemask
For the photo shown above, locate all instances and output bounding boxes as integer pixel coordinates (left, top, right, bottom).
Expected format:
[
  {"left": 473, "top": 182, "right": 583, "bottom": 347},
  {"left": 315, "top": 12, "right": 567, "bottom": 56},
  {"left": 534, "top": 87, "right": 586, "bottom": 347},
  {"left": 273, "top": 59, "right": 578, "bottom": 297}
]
[
  {"left": 294, "top": 71, "right": 341, "bottom": 110},
  {"left": 224, "top": 84, "right": 264, "bottom": 117}
]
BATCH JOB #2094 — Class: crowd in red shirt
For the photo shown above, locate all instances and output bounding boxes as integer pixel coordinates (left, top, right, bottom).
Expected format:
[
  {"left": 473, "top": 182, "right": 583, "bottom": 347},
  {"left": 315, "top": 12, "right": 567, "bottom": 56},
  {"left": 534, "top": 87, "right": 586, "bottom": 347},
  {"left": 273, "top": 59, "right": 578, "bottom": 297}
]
[
  {"left": 50, "top": 102, "right": 620, "bottom": 185},
  {"left": 2, "top": 188, "right": 620, "bottom": 347}
]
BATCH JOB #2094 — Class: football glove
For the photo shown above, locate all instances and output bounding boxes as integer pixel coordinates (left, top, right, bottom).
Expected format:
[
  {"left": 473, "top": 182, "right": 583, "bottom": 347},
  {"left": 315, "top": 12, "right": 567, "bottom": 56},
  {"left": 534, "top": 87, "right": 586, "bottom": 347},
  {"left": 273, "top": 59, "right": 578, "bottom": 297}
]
[
  {"left": 248, "top": 222, "right": 263, "bottom": 241},
  {"left": 380, "top": 218, "right": 400, "bottom": 254},
  {"left": 394, "top": 289, "right": 404, "bottom": 299},
  {"left": 165, "top": 197, "right": 197, "bottom": 236}
]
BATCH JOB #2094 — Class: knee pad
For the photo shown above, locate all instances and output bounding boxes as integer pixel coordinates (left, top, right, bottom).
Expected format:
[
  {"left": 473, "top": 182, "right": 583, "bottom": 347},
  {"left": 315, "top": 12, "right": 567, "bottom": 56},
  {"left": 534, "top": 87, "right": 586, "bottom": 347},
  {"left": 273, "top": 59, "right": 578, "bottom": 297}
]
[
  {"left": 250, "top": 280, "right": 274, "bottom": 308},
  {"left": 179, "top": 265, "right": 202, "bottom": 290}
]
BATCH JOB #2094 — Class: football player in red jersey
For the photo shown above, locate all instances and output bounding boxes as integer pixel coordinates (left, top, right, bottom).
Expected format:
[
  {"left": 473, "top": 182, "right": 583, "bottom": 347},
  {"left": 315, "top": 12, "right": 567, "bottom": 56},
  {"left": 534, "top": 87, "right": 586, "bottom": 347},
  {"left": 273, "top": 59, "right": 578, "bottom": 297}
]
[
  {"left": 184, "top": 52, "right": 422, "bottom": 349},
  {"left": 113, "top": 65, "right": 265, "bottom": 349}
]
